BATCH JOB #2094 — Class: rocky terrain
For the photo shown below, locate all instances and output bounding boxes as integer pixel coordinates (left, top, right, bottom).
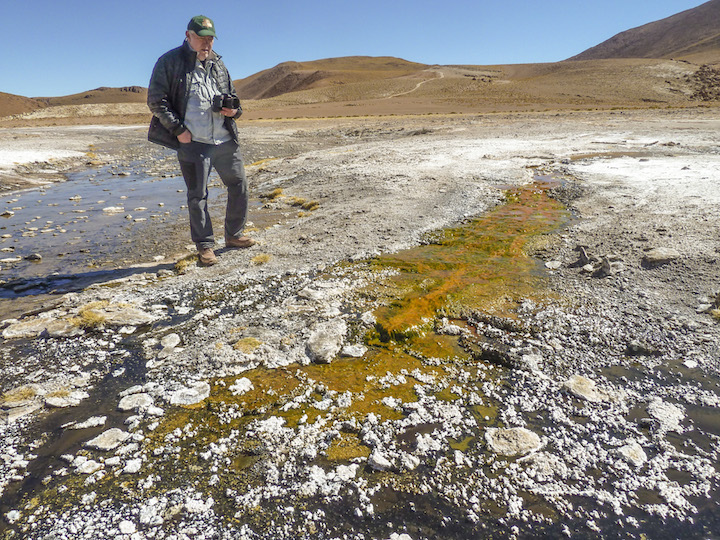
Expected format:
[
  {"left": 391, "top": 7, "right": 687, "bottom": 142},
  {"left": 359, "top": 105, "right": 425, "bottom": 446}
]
[{"left": 0, "top": 107, "right": 719, "bottom": 539}]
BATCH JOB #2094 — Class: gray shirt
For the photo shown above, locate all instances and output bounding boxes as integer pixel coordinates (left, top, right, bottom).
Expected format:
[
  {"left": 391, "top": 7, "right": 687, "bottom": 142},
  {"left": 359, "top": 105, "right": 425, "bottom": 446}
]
[{"left": 184, "top": 58, "right": 232, "bottom": 145}]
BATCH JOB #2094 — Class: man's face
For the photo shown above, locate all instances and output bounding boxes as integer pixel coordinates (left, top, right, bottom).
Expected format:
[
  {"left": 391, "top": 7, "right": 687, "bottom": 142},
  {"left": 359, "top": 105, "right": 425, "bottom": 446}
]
[{"left": 186, "top": 31, "right": 214, "bottom": 61}]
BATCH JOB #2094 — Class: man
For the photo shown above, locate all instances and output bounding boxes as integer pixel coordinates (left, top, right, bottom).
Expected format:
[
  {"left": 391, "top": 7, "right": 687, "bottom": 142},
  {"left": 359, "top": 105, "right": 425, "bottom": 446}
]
[{"left": 148, "top": 15, "right": 254, "bottom": 266}]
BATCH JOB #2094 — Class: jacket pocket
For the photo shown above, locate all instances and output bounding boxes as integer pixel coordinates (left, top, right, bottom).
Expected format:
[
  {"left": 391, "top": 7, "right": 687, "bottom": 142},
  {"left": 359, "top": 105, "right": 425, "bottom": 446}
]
[{"left": 148, "top": 116, "right": 180, "bottom": 150}]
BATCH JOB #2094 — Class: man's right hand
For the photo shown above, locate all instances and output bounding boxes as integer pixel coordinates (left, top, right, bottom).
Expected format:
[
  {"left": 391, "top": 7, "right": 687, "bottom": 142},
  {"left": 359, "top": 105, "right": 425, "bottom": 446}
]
[{"left": 177, "top": 130, "right": 192, "bottom": 144}]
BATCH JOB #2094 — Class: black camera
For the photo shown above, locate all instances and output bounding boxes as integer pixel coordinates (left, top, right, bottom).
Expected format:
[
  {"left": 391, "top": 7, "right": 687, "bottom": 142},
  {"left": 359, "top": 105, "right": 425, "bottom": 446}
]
[{"left": 212, "top": 94, "right": 240, "bottom": 112}]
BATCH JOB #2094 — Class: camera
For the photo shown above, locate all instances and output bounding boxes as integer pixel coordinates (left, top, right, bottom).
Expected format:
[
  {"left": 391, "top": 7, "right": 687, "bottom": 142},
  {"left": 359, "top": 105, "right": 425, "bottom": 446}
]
[{"left": 212, "top": 94, "right": 240, "bottom": 112}]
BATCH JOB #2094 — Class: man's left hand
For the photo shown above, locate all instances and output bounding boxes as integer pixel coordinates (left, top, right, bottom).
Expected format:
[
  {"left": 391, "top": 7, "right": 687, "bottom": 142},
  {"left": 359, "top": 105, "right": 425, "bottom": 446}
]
[{"left": 220, "top": 108, "right": 238, "bottom": 117}]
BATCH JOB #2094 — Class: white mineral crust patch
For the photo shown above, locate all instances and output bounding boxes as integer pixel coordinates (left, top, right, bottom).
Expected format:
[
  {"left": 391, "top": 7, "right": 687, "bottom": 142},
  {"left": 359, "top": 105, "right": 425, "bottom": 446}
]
[{"left": 2, "top": 318, "right": 82, "bottom": 340}]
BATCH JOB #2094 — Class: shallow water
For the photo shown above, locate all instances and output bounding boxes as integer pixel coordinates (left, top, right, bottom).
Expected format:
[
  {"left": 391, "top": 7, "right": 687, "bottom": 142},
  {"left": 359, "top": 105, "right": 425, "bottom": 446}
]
[
  {"left": 0, "top": 166, "right": 188, "bottom": 283},
  {"left": 0, "top": 164, "right": 282, "bottom": 320}
]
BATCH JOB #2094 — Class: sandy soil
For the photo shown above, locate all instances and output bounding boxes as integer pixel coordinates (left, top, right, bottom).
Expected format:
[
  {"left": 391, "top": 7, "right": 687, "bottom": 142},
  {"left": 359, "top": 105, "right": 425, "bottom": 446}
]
[{"left": 0, "top": 108, "right": 719, "bottom": 538}]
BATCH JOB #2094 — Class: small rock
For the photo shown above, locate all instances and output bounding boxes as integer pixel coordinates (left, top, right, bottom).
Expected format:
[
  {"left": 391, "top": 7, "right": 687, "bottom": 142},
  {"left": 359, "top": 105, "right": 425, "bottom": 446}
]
[
  {"left": 617, "top": 442, "right": 647, "bottom": 467},
  {"left": 436, "top": 317, "right": 466, "bottom": 336},
  {"left": 1, "top": 403, "right": 42, "bottom": 424},
  {"left": 118, "top": 520, "right": 136, "bottom": 534},
  {"left": 307, "top": 319, "right": 347, "bottom": 363},
  {"left": 562, "top": 374, "right": 616, "bottom": 403},
  {"left": 119, "top": 385, "right": 145, "bottom": 397},
  {"left": 229, "top": 377, "right": 254, "bottom": 396},
  {"left": 519, "top": 353, "right": 543, "bottom": 372},
  {"left": 647, "top": 398, "right": 685, "bottom": 433},
  {"left": 146, "top": 405, "right": 165, "bottom": 416},
  {"left": 485, "top": 427, "right": 542, "bottom": 456},
  {"left": 118, "top": 393, "right": 154, "bottom": 412},
  {"left": 3, "top": 318, "right": 56, "bottom": 340},
  {"left": 85, "top": 428, "right": 131, "bottom": 451},
  {"left": 45, "top": 390, "right": 89, "bottom": 408},
  {"left": 75, "top": 459, "right": 103, "bottom": 475},
  {"left": 67, "top": 416, "right": 107, "bottom": 430},
  {"left": 4, "top": 510, "right": 21, "bottom": 524},
  {"left": 368, "top": 450, "right": 393, "bottom": 471},
  {"left": 160, "top": 333, "right": 181, "bottom": 348},
  {"left": 642, "top": 247, "right": 680, "bottom": 268},
  {"left": 169, "top": 382, "right": 210, "bottom": 406},
  {"left": 545, "top": 260, "right": 562, "bottom": 270},
  {"left": 123, "top": 458, "right": 143, "bottom": 474},
  {"left": 341, "top": 344, "right": 368, "bottom": 358},
  {"left": 97, "top": 305, "right": 156, "bottom": 327},
  {"left": 575, "top": 245, "right": 595, "bottom": 265},
  {"left": 44, "top": 319, "right": 85, "bottom": 338}
]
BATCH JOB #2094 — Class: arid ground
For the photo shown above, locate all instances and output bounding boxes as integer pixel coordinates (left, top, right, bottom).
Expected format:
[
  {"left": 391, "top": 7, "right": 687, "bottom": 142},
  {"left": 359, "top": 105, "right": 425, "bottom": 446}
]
[
  {"left": 0, "top": 102, "right": 719, "bottom": 539},
  {"left": 1, "top": 13, "right": 720, "bottom": 530}
]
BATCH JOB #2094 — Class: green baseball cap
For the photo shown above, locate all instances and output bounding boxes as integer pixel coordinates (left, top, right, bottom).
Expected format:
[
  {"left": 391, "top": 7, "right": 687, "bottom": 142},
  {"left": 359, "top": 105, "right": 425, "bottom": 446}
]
[{"left": 187, "top": 15, "right": 217, "bottom": 37}]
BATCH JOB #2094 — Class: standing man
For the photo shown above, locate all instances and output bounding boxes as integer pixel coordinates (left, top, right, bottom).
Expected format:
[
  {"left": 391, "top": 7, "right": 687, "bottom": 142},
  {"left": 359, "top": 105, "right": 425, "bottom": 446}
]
[{"left": 148, "top": 15, "right": 254, "bottom": 266}]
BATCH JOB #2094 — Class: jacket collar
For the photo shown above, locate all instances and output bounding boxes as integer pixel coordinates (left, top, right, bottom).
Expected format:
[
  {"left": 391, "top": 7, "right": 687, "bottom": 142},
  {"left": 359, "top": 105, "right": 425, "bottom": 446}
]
[{"left": 182, "top": 40, "right": 220, "bottom": 62}]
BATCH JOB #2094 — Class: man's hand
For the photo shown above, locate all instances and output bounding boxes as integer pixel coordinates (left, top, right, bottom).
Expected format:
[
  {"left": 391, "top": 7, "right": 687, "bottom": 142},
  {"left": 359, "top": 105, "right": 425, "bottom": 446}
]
[
  {"left": 220, "top": 108, "right": 238, "bottom": 117},
  {"left": 177, "top": 130, "right": 192, "bottom": 144}
]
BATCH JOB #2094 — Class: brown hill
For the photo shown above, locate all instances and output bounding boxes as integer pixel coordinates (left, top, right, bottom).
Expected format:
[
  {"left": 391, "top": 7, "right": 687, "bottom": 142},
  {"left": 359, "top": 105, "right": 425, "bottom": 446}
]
[
  {"left": 234, "top": 56, "right": 429, "bottom": 99},
  {"left": 43, "top": 86, "right": 147, "bottom": 106},
  {"left": 0, "top": 92, "right": 46, "bottom": 118},
  {"left": 569, "top": 0, "right": 720, "bottom": 62}
]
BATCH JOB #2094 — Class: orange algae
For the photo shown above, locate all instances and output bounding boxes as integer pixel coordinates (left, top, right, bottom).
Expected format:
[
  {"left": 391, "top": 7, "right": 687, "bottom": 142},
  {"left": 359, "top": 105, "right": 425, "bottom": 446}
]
[{"left": 370, "top": 179, "right": 568, "bottom": 338}]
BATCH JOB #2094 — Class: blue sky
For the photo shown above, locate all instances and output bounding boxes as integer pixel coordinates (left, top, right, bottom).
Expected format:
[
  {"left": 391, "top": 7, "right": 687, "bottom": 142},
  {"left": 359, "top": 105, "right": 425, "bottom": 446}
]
[{"left": 5, "top": 0, "right": 707, "bottom": 97}]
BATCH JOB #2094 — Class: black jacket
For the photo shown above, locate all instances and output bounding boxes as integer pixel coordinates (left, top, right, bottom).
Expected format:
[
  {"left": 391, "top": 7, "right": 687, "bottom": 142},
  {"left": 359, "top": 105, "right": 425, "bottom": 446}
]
[{"left": 147, "top": 41, "right": 242, "bottom": 150}]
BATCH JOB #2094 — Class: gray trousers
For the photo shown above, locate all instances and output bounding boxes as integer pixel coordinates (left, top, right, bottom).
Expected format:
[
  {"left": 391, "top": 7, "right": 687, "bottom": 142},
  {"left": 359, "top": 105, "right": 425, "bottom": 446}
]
[{"left": 177, "top": 140, "right": 248, "bottom": 249}]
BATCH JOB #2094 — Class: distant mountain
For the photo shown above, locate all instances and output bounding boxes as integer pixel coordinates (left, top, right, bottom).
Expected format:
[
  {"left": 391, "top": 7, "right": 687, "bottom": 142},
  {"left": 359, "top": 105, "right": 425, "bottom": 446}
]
[
  {"left": 234, "top": 56, "right": 428, "bottom": 99},
  {"left": 569, "top": 0, "right": 720, "bottom": 61}
]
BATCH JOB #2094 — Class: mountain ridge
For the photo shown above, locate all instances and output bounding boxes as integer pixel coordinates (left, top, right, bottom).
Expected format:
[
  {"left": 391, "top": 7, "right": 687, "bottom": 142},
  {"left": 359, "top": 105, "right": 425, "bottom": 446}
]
[{"left": 568, "top": 0, "right": 720, "bottom": 61}]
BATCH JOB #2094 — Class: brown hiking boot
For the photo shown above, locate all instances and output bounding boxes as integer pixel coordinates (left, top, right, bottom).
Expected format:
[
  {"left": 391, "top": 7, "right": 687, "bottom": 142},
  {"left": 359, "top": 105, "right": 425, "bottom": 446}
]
[
  {"left": 225, "top": 236, "right": 255, "bottom": 249},
  {"left": 198, "top": 247, "right": 217, "bottom": 266}
]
